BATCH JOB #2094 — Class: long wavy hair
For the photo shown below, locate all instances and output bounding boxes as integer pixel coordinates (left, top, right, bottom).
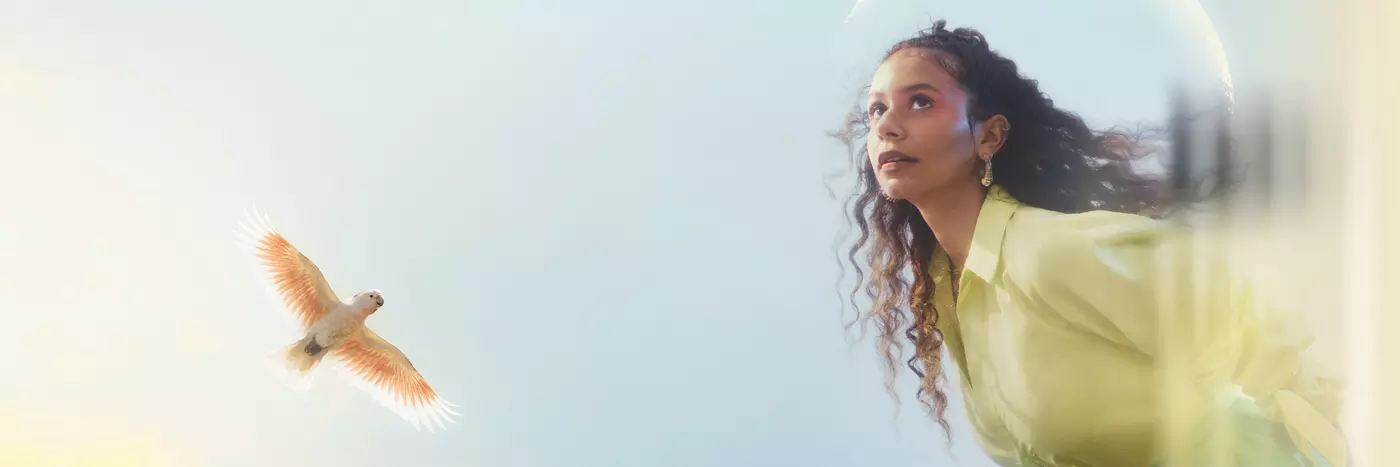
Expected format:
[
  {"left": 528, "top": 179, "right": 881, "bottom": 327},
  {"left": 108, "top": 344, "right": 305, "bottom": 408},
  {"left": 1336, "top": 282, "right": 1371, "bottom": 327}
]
[{"left": 832, "top": 19, "right": 1233, "bottom": 441}]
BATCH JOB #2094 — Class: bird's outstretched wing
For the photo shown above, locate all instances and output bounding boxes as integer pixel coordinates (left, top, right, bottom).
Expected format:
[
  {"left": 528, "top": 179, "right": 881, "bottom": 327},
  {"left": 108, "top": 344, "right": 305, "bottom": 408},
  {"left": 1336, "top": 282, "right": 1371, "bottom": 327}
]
[
  {"left": 237, "top": 208, "right": 342, "bottom": 333},
  {"left": 333, "top": 327, "right": 460, "bottom": 432}
]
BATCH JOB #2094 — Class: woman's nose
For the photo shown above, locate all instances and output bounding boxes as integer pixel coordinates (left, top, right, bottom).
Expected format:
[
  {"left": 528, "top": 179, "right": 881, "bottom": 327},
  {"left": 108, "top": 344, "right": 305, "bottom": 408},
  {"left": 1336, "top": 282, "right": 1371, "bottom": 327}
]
[{"left": 874, "top": 113, "right": 904, "bottom": 140}]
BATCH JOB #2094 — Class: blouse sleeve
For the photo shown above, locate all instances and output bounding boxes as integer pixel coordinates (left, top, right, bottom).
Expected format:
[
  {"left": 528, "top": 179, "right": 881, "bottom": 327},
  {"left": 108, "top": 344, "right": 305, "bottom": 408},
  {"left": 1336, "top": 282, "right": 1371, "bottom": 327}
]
[{"left": 1010, "top": 213, "right": 1348, "bottom": 466}]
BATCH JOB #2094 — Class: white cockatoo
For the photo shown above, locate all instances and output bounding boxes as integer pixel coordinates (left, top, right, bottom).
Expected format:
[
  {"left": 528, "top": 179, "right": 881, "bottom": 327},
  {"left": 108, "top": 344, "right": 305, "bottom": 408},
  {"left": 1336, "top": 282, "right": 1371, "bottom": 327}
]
[{"left": 236, "top": 209, "right": 460, "bottom": 432}]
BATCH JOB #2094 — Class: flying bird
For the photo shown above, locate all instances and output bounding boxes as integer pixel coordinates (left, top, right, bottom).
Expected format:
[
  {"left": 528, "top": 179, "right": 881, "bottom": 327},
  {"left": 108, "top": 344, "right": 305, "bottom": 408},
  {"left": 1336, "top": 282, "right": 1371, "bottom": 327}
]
[{"left": 236, "top": 209, "right": 460, "bottom": 432}]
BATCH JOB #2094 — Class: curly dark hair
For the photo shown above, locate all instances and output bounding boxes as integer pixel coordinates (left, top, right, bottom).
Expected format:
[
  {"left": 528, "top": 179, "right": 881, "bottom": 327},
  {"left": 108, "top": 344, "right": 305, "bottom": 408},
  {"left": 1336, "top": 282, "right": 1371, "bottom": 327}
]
[{"left": 832, "top": 19, "right": 1233, "bottom": 441}]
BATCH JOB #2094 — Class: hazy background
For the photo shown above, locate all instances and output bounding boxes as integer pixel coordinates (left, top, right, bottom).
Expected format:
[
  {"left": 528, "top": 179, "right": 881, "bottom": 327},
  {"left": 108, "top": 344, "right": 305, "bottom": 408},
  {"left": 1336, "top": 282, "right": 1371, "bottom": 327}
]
[{"left": 1, "top": 0, "right": 1279, "bottom": 465}]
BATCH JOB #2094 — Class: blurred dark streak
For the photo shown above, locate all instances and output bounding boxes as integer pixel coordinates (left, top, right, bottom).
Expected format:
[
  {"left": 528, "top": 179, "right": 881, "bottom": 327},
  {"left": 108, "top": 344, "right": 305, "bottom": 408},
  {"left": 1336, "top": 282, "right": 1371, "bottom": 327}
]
[
  {"left": 1214, "top": 93, "right": 1237, "bottom": 217},
  {"left": 1252, "top": 95, "right": 1276, "bottom": 209},
  {"left": 1165, "top": 82, "right": 1324, "bottom": 225},
  {"left": 1168, "top": 87, "right": 1194, "bottom": 218}
]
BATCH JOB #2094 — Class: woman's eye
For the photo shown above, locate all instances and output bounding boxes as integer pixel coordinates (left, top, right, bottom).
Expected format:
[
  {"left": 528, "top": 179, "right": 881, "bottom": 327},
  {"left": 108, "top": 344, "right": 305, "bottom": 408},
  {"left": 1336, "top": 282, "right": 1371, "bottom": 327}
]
[
  {"left": 911, "top": 95, "right": 934, "bottom": 109},
  {"left": 867, "top": 103, "right": 887, "bottom": 118}
]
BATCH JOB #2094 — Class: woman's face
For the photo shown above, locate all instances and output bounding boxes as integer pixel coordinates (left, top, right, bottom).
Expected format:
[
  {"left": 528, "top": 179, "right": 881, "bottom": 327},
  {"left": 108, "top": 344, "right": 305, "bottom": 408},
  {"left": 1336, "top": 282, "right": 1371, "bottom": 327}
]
[{"left": 864, "top": 48, "right": 981, "bottom": 200}]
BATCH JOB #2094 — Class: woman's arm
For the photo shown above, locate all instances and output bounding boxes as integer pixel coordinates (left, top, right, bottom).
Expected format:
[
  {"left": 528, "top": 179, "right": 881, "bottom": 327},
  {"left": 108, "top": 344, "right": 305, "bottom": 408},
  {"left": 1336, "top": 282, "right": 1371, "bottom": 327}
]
[{"left": 1008, "top": 213, "right": 1347, "bottom": 466}]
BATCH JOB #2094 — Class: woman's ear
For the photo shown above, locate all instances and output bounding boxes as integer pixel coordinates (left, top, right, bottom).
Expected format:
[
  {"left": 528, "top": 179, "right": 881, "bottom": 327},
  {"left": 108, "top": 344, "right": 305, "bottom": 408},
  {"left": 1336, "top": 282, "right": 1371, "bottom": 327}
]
[{"left": 977, "top": 114, "right": 1011, "bottom": 160}]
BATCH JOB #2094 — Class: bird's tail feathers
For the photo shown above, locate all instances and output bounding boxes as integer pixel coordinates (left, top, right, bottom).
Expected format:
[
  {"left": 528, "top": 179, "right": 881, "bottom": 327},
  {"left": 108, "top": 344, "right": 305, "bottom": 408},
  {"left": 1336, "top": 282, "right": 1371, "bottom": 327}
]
[{"left": 265, "top": 335, "right": 329, "bottom": 392}]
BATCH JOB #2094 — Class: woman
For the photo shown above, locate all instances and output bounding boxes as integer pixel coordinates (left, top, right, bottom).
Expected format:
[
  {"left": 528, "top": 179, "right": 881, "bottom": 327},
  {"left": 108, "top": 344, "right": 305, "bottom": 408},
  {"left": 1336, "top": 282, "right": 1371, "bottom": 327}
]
[{"left": 835, "top": 20, "right": 1346, "bottom": 467}]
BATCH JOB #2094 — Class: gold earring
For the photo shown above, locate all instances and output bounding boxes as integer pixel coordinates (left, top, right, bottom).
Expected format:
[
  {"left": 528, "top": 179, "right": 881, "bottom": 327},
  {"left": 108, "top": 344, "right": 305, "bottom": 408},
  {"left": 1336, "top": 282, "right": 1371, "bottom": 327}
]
[{"left": 981, "top": 158, "right": 993, "bottom": 187}]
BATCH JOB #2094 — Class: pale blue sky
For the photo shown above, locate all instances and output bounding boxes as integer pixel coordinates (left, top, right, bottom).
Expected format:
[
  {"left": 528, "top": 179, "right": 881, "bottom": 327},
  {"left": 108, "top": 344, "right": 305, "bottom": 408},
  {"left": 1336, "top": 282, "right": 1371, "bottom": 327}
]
[{"left": 1, "top": 0, "right": 1255, "bottom": 466}]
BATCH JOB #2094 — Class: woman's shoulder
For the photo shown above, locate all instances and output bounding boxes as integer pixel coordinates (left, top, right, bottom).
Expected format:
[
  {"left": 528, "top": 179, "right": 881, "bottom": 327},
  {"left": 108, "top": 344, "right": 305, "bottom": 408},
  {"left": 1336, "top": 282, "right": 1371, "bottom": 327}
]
[{"left": 1002, "top": 204, "right": 1169, "bottom": 265}]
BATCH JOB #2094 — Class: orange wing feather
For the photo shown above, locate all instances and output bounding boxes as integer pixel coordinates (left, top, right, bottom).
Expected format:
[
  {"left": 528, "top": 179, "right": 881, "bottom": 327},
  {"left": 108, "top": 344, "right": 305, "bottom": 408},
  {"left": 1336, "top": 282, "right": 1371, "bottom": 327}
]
[
  {"left": 240, "top": 210, "right": 341, "bottom": 332},
  {"left": 333, "top": 327, "right": 460, "bottom": 431}
]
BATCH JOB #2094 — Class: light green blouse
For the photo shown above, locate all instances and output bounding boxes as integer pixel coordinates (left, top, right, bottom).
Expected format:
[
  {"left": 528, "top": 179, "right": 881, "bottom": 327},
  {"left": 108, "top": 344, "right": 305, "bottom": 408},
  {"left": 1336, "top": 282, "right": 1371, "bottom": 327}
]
[{"left": 933, "top": 186, "right": 1347, "bottom": 467}]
